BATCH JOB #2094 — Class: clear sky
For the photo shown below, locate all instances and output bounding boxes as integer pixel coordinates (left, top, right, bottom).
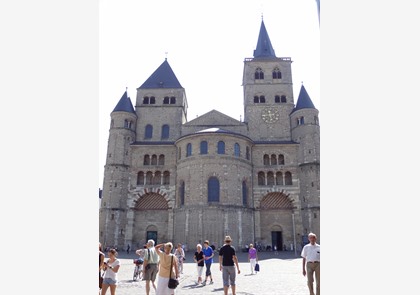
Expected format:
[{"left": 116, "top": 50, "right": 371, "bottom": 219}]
[{"left": 99, "top": 0, "right": 320, "bottom": 188}]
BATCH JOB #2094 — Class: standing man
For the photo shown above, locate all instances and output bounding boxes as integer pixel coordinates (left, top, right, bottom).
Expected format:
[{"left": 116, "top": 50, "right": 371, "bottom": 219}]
[
  {"left": 219, "top": 235, "right": 240, "bottom": 295},
  {"left": 202, "top": 240, "right": 214, "bottom": 285},
  {"left": 301, "top": 232, "right": 320, "bottom": 295},
  {"left": 143, "top": 239, "right": 160, "bottom": 295}
]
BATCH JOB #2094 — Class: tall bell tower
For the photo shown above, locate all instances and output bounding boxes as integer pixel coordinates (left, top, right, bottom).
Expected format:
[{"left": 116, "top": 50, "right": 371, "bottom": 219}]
[{"left": 243, "top": 20, "right": 295, "bottom": 141}]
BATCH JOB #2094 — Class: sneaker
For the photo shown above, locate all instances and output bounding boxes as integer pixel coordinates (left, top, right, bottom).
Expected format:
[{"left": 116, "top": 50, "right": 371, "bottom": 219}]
[
  {"left": 210, "top": 280, "right": 214, "bottom": 284},
  {"left": 202, "top": 281, "right": 206, "bottom": 286}
]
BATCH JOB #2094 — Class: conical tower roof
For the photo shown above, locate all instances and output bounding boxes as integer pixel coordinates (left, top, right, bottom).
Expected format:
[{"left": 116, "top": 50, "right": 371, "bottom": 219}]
[
  {"left": 112, "top": 90, "right": 136, "bottom": 114},
  {"left": 253, "top": 20, "right": 276, "bottom": 58},
  {"left": 292, "top": 84, "right": 316, "bottom": 113},
  {"left": 139, "top": 59, "right": 183, "bottom": 89}
]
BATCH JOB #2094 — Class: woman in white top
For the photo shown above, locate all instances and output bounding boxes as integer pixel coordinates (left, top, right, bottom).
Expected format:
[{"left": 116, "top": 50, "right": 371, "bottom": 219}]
[
  {"left": 155, "top": 242, "right": 179, "bottom": 295},
  {"left": 101, "top": 248, "right": 121, "bottom": 295}
]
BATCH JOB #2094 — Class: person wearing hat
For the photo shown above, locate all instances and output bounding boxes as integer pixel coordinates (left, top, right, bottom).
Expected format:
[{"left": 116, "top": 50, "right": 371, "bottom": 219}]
[{"left": 218, "top": 235, "right": 240, "bottom": 295}]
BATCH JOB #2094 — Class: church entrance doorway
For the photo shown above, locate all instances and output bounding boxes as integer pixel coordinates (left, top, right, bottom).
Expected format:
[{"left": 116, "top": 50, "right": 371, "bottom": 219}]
[
  {"left": 147, "top": 231, "right": 157, "bottom": 245},
  {"left": 271, "top": 231, "right": 283, "bottom": 251}
]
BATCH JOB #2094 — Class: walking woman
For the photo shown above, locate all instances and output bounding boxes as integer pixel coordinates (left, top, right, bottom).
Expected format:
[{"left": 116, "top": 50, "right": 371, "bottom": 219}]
[
  {"left": 248, "top": 243, "right": 258, "bottom": 275},
  {"left": 174, "top": 243, "right": 185, "bottom": 275},
  {"left": 99, "top": 242, "right": 105, "bottom": 293},
  {"left": 155, "top": 242, "right": 179, "bottom": 295},
  {"left": 101, "top": 248, "right": 120, "bottom": 295}
]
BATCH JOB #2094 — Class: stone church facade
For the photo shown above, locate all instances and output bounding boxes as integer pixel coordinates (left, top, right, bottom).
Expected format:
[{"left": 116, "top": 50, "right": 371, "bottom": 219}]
[{"left": 99, "top": 20, "right": 320, "bottom": 252}]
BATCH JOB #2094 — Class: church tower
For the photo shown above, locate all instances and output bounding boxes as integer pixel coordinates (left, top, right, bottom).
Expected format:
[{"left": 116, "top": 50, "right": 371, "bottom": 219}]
[
  {"left": 243, "top": 20, "right": 295, "bottom": 141},
  {"left": 135, "top": 59, "right": 187, "bottom": 142},
  {"left": 291, "top": 85, "right": 320, "bottom": 238},
  {"left": 99, "top": 90, "right": 137, "bottom": 247}
]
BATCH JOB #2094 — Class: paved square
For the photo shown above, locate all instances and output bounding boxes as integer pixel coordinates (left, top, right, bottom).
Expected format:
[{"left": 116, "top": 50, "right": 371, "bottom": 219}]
[{"left": 108, "top": 251, "right": 312, "bottom": 295}]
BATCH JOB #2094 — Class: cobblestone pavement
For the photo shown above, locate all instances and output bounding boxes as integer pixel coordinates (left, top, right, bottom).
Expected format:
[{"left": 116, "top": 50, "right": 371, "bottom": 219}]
[{"left": 103, "top": 250, "right": 312, "bottom": 295}]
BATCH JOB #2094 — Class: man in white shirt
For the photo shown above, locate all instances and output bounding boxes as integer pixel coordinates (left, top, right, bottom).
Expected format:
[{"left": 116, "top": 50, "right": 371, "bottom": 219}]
[
  {"left": 143, "top": 239, "right": 160, "bottom": 295},
  {"left": 301, "top": 232, "right": 320, "bottom": 295}
]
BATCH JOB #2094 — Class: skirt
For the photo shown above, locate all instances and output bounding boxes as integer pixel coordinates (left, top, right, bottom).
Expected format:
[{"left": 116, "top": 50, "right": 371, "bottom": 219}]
[{"left": 156, "top": 275, "right": 175, "bottom": 295}]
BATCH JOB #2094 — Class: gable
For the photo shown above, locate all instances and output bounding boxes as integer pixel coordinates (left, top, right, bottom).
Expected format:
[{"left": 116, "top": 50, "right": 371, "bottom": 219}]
[{"left": 184, "top": 109, "right": 244, "bottom": 127}]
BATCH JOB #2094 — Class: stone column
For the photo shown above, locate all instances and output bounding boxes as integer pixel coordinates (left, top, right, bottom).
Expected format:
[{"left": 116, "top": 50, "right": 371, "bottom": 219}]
[
  {"left": 254, "top": 210, "right": 261, "bottom": 241},
  {"left": 168, "top": 209, "right": 174, "bottom": 241}
]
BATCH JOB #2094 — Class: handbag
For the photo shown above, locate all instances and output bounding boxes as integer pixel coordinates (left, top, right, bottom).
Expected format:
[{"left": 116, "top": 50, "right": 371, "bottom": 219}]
[
  {"left": 255, "top": 263, "right": 260, "bottom": 272},
  {"left": 168, "top": 256, "right": 179, "bottom": 289}
]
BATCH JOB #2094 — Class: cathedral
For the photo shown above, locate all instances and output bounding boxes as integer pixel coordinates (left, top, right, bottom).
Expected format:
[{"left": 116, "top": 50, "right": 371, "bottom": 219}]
[{"left": 99, "top": 20, "right": 320, "bottom": 252}]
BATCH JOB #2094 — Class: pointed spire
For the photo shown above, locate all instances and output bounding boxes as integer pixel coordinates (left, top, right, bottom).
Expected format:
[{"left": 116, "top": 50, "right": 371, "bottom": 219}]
[
  {"left": 253, "top": 20, "right": 276, "bottom": 58},
  {"left": 139, "top": 59, "right": 183, "bottom": 89},
  {"left": 112, "top": 90, "right": 136, "bottom": 114},
  {"left": 293, "top": 84, "right": 316, "bottom": 112}
]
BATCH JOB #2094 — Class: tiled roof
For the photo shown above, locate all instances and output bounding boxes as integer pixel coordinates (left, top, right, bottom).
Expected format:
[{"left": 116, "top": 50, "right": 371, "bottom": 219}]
[
  {"left": 138, "top": 59, "right": 183, "bottom": 89},
  {"left": 292, "top": 84, "right": 316, "bottom": 113},
  {"left": 260, "top": 192, "right": 294, "bottom": 209},
  {"left": 253, "top": 20, "right": 276, "bottom": 58},
  {"left": 112, "top": 90, "right": 136, "bottom": 114},
  {"left": 135, "top": 193, "right": 168, "bottom": 210}
]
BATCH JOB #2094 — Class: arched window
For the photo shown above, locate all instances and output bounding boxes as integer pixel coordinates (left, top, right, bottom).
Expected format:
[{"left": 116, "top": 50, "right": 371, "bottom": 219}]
[
  {"left": 276, "top": 172, "right": 283, "bottom": 185},
  {"left": 170, "top": 96, "right": 176, "bottom": 104},
  {"left": 200, "top": 141, "right": 208, "bottom": 154},
  {"left": 161, "top": 125, "right": 169, "bottom": 139},
  {"left": 271, "top": 154, "right": 277, "bottom": 165},
  {"left": 281, "top": 95, "right": 287, "bottom": 103},
  {"left": 179, "top": 181, "right": 185, "bottom": 206},
  {"left": 255, "top": 67, "right": 264, "bottom": 80},
  {"left": 208, "top": 177, "right": 220, "bottom": 202},
  {"left": 275, "top": 95, "right": 280, "bottom": 103},
  {"left": 267, "top": 172, "right": 275, "bottom": 185},
  {"left": 110, "top": 119, "right": 114, "bottom": 128},
  {"left": 263, "top": 154, "right": 270, "bottom": 165},
  {"left": 143, "top": 96, "right": 149, "bottom": 104},
  {"left": 150, "top": 96, "right": 155, "bottom": 104},
  {"left": 158, "top": 154, "right": 165, "bottom": 165},
  {"left": 285, "top": 171, "right": 293, "bottom": 185},
  {"left": 137, "top": 171, "right": 144, "bottom": 185},
  {"left": 145, "top": 124, "right": 153, "bottom": 139},
  {"left": 234, "top": 143, "right": 240, "bottom": 157},
  {"left": 242, "top": 181, "right": 247, "bottom": 206},
  {"left": 246, "top": 147, "right": 250, "bottom": 160},
  {"left": 278, "top": 154, "right": 285, "bottom": 165},
  {"left": 259, "top": 95, "right": 266, "bottom": 103},
  {"left": 124, "top": 119, "right": 129, "bottom": 128},
  {"left": 144, "top": 155, "right": 150, "bottom": 165},
  {"left": 153, "top": 171, "right": 161, "bottom": 185},
  {"left": 272, "top": 68, "right": 282, "bottom": 79},
  {"left": 145, "top": 172, "right": 153, "bottom": 185},
  {"left": 217, "top": 141, "right": 225, "bottom": 154},
  {"left": 163, "top": 171, "right": 170, "bottom": 185},
  {"left": 258, "top": 172, "right": 265, "bottom": 186},
  {"left": 163, "top": 96, "right": 170, "bottom": 104},
  {"left": 314, "top": 116, "right": 319, "bottom": 125},
  {"left": 151, "top": 155, "right": 157, "bottom": 165},
  {"left": 186, "top": 143, "right": 192, "bottom": 157}
]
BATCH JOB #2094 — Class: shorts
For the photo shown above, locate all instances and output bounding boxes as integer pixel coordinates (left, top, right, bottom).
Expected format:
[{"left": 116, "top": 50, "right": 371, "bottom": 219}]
[
  {"left": 222, "top": 265, "right": 236, "bottom": 287},
  {"left": 103, "top": 277, "right": 117, "bottom": 285},
  {"left": 143, "top": 264, "right": 158, "bottom": 281},
  {"left": 197, "top": 265, "right": 204, "bottom": 277}
]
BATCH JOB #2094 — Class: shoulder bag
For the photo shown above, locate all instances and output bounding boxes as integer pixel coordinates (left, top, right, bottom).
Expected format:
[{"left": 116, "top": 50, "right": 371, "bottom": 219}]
[{"left": 168, "top": 255, "right": 179, "bottom": 289}]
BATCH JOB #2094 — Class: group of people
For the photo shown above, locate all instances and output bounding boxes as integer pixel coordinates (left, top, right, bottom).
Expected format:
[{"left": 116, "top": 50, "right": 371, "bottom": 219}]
[{"left": 99, "top": 232, "right": 320, "bottom": 295}]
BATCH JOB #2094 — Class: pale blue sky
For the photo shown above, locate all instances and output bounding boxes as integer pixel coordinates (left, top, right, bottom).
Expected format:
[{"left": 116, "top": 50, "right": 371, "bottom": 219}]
[{"left": 99, "top": 0, "right": 320, "bottom": 187}]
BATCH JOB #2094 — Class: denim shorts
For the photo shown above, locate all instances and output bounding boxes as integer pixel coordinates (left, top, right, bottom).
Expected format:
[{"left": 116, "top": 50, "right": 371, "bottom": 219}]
[{"left": 103, "top": 277, "right": 117, "bottom": 285}]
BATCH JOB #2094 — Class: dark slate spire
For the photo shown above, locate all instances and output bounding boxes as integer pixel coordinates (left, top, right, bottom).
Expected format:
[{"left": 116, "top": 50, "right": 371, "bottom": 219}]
[
  {"left": 112, "top": 90, "right": 136, "bottom": 114},
  {"left": 293, "top": 84, "right": 316, "bottom": 112},
  {"left": 253, "top": 20, "right": 276, "bottom": 58},
  {"left": 139, "top": 59, "right": 183, "bottom": 89}
]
